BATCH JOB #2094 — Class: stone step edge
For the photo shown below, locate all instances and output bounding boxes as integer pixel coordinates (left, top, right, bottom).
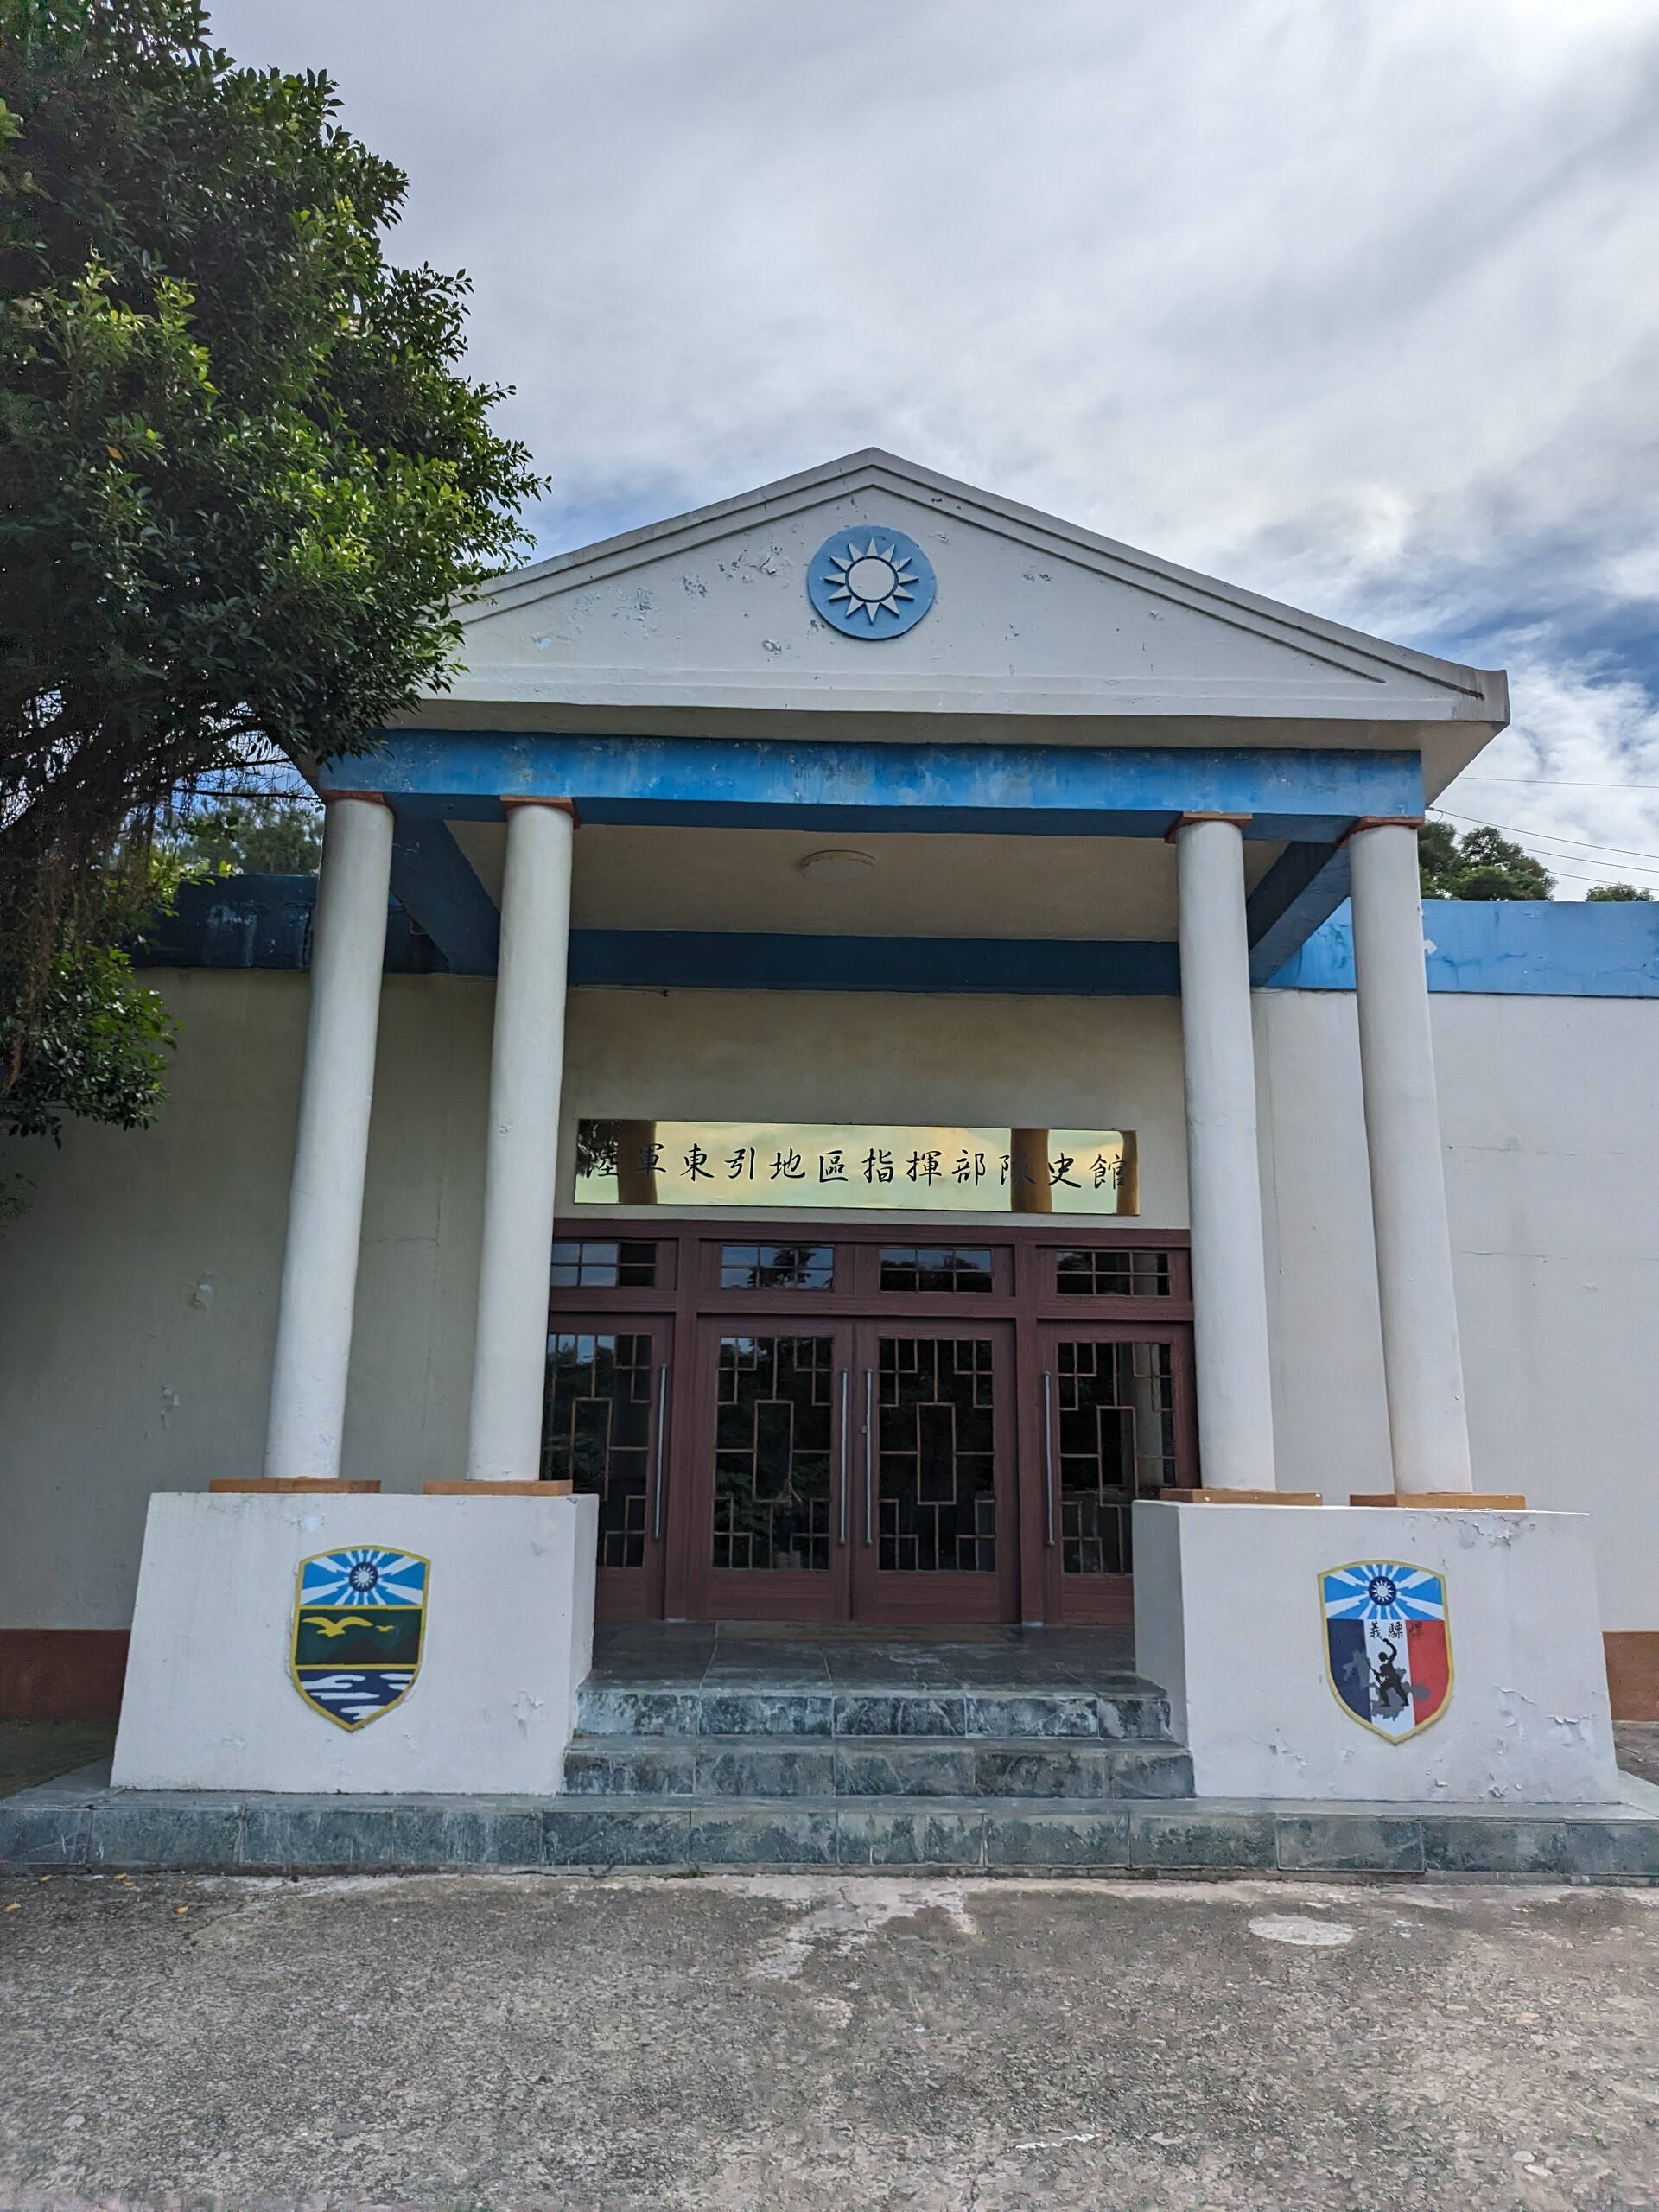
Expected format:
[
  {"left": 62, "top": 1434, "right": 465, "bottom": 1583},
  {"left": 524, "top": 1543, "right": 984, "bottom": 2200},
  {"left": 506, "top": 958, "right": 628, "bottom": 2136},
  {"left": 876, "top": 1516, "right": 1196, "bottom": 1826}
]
[
  {"left": 6, "top": 1793, "right": 1659, "bottom": 1878},
  {"left": 565, "top": 1732, "right": 1190, "bottom": 1757},
  {"left": 579, "top": 1689, "right": 1176, "bottom": 1743}
]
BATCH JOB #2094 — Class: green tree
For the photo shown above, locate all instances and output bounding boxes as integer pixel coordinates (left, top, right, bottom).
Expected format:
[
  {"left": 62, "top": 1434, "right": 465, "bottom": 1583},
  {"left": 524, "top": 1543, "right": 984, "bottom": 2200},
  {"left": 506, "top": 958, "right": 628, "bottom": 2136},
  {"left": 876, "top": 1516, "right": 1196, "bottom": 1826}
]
[
  {"left": 1585, "top": 882, "right": 1654, "bottom": 902},
  {"left": 176, "top": 792, "right": 323, "bottom": 874},
  {"left": 1419, "top": 822, "right": 1554, "bottom": 900},
  {"left": 0, "top": 0, "right": 543, "bottom": 1135}
]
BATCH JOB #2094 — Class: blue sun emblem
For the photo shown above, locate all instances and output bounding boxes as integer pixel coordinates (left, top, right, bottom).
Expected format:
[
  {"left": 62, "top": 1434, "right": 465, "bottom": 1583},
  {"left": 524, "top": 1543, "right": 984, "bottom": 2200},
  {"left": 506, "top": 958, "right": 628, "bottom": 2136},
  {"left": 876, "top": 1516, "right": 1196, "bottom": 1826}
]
[{"left": 808, "top": 527, "right": 936, "bottom": 639}]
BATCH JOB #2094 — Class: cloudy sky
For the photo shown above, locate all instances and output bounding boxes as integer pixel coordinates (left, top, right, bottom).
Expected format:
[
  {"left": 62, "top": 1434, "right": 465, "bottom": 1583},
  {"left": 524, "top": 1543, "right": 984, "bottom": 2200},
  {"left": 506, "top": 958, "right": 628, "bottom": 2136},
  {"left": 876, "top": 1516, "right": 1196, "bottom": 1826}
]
[{"left": 212, "top": 0, "right": 1659, "bottom": 894}]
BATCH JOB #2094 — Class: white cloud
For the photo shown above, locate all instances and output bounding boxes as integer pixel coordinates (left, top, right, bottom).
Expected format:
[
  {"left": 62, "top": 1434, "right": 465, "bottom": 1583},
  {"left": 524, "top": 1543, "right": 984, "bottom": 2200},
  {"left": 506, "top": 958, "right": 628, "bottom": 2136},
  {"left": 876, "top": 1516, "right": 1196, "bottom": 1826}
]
[{"left": 207, "top": 0, "right": 1659, "bottom": 868}]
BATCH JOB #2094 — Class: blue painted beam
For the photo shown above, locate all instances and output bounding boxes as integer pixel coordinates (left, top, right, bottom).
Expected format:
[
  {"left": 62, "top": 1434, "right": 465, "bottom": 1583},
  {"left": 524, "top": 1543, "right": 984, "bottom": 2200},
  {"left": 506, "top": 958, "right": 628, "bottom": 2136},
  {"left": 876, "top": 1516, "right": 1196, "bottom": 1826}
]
[
  {"left": 387, "top": 817, "right": 500, "bottom": 978},
  {"left": 566, "top": 931, "right": 1180, "bottom": 995},
  {"left": 1246, "top": 842, "right": 1352, "bottom": 984},
  {"left": 328, "top": 732, "right": 1423, "bottom": 839},
  {"left": 1267, "top": 899, "right": 1659, "bottom": 995}
]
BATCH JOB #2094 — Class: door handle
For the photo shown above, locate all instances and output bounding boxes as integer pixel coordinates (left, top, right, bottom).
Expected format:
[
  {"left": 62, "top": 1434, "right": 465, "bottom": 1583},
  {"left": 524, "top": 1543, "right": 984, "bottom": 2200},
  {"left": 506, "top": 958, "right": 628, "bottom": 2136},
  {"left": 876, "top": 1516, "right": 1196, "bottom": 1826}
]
[
  {"left": 652, "top": 1364, "right": 669, "bottom": 1543},
  {"left": 1042, "top": 1370, "right": 1056, "bottom": 1549},
  {"left": 862, "top": 1367, "right": 874, "bottom": 1546},
  {"left": 837, "top": 1368, "right": 849, "bottom": 1546}
]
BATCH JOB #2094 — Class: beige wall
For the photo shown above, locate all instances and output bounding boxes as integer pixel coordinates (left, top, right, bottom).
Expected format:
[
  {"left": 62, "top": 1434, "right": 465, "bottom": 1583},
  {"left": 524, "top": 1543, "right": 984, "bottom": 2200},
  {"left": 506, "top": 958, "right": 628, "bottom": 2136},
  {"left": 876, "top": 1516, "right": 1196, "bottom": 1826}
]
[
  {"left": 0, "top": 974, "right": 1186, "bottom": 1628},
  {"left": 4, "top": 968, "right": 1657, "bottom": 1634}
]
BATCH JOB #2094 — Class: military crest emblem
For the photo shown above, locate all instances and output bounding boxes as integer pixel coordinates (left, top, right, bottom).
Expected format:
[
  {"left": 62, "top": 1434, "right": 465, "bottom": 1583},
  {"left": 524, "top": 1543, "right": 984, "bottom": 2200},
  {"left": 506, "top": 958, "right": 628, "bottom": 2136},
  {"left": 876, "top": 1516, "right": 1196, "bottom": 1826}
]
[
  {"left": 289, "top": 1548, "right": 429, "bottom": 1730},
  {"left": 1322, "top": 1560, "right": 1452, "bottom": 1742}
]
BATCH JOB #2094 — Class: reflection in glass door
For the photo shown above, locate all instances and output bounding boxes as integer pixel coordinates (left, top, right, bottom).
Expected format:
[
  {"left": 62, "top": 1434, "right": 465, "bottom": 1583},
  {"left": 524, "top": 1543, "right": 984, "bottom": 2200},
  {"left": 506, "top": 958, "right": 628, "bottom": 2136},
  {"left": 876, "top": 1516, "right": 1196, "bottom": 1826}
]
[
  {"left": 692, "top": 1325, "right": 855, "bottom": 1619},
  {"left": 713, "top": 1334, "right": 836, "bottom": 1572},
  {"left": 853, "top": 1325, "right": 1017, "bottom": 1622},
  {"left": 542, "top": 1319, "right": 670, "bottom": 1618},
  {"left": 1037, "top": 1332, "right": 1181, "bottom": 1622}
]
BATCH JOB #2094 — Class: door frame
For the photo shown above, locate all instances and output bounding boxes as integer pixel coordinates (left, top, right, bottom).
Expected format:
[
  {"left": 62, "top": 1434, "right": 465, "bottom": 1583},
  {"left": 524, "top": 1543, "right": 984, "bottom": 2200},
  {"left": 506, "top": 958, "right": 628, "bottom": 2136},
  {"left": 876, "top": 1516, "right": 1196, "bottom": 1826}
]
[
  {"left": 849, "top": 1316, "right": 1019, "bottom": 1624},
  {"left": 1022, "top": 1315, "right": 1199, "bottom": 1625},
  {"left": 672, "top": 1314, "right": 859, "bottom": 1623},
  {"left": 546, "top": 1217, "right": 1197, "bottom": 1624},
  {"left": 542, "top": 1309, "right": 676, "bottom": 1620}
]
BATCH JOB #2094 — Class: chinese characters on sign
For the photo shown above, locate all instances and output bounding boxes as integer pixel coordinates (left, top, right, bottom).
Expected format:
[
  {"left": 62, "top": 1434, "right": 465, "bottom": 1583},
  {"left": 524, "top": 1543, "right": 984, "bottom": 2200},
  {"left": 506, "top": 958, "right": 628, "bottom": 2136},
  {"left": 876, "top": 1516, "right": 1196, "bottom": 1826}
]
[{"left": 575, "top": 1122, "right": 1138, "bottom": 1215}]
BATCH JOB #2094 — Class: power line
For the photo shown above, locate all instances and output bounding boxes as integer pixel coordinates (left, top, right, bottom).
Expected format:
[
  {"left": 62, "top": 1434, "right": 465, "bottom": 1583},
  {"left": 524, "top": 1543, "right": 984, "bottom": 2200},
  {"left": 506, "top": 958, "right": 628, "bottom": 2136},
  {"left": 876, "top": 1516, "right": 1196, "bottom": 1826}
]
[
  {"left": 1429, "top": 810, "right": 1659, "bottom": 868},
  {"left": 1457, "top": 775, "right": 1659, "bottom": 791}
]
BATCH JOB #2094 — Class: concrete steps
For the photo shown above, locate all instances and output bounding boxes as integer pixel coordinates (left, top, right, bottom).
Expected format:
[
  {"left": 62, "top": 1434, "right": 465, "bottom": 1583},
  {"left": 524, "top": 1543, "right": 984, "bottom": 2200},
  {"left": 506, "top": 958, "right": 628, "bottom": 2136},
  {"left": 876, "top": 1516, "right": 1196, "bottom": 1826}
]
[
  {"left": 563, "top": 1733, "right": 1193, "bottom": 1800},
  {"left": 561, "top": 1666, "right": 1194, "bottom": 1815}
]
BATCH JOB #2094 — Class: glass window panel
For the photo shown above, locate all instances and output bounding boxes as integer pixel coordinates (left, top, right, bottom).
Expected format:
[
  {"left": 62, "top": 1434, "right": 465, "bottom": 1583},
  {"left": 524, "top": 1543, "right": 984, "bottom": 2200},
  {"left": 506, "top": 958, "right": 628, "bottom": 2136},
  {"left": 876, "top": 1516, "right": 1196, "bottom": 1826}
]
[
  {"left": 876, "top": 1337, "right": 996, "bottom": 1572},
  {"left": 1055, "top": 1338, "right": 1175, "bottom": 1576},
  {"left": 549, "top": 1239, "right": 658, "bottom": 1288},
  {"left": 879, "top": 1247, "right": 995, "bottom": 1293},
  {"left": 541, "top": 1332, "right": 655, "bottom": 1568},
  {"left": 711, "top": 1335, "right": 835, "bottom": 1572},
  {"left": 719, "top": 1243, "right": 836, "bottom": 1291},
  {"left": 1054, "top": 1249, "right": 1171, "bottom": 1297}
]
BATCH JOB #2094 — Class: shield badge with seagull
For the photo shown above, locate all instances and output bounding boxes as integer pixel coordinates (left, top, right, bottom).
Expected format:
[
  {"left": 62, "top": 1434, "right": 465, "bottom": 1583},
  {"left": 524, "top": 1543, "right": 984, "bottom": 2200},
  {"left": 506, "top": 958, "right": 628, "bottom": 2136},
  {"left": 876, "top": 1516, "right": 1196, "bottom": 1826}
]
[
  {"left": 1322, "top": 1560, "right": 1452, "bottom": 1742},
  {"left": 289, "top": 1547, "right": 429, "bottom": 1730}
]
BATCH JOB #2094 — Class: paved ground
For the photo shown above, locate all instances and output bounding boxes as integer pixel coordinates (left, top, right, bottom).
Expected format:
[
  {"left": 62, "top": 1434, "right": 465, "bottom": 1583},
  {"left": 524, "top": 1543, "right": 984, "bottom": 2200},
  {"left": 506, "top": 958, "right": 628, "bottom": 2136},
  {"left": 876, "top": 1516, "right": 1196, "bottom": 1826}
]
[
  {"left": 0, "top": 1722, "right": 117, "bottom": 1799},
  {"left": 1618, "top": 1722, "right": 1659, "bottom": 1785},
  {"left": 2, "top": 1869, "right": 1656, "bottom": 2211}
]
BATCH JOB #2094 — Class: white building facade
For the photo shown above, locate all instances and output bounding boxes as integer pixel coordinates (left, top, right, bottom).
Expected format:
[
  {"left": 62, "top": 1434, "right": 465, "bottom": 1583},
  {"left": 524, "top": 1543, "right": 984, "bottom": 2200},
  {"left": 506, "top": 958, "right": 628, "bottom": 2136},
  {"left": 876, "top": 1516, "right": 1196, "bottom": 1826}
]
[{"left": 3, "top": 452, "right": 1656, "bottom": 1733}]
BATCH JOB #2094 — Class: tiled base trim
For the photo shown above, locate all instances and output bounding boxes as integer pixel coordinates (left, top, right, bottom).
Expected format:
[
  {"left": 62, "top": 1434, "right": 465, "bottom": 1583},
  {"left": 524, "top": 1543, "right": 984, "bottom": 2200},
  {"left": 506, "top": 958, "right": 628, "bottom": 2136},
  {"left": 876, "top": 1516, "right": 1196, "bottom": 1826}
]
[{"left": 6, "top": 1778, "right": 1659, "bottom": 1878}]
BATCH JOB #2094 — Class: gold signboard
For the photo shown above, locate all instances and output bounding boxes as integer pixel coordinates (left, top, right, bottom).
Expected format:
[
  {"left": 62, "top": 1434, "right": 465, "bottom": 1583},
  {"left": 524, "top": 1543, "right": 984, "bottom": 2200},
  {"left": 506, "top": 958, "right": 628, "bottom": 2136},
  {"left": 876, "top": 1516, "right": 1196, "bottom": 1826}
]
[{"left": 575, "top": 1120, "right": 1138, "bottom": 1215}]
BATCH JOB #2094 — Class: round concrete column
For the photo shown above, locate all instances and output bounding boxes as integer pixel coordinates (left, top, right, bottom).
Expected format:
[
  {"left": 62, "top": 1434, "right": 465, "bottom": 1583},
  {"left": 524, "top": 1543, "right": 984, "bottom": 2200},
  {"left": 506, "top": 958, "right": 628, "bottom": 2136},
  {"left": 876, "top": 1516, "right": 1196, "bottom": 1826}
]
[
  {"left": 465, "top": 798, "right": 575, "bottom": 1483},
  {"left": 264, "top": 793, "right": 395, "bottom": 1481},
  {"left": 1175, "top": 816, "right": 1278, "bottom": 1491},
  {"left": 1349, "top": 820, "right": 1474, "bottom": 1494}
]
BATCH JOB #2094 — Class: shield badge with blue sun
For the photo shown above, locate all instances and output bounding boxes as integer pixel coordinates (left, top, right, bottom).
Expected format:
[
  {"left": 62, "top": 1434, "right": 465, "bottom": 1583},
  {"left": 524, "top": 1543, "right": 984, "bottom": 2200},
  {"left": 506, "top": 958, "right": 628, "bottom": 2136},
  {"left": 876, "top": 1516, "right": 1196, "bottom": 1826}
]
[
  {"left": 1322, "top": 1560, "right": 1452, "bottom": 1743},
  {"left": 289, "top": 1548, "right": 429, "bottom": 1731}
]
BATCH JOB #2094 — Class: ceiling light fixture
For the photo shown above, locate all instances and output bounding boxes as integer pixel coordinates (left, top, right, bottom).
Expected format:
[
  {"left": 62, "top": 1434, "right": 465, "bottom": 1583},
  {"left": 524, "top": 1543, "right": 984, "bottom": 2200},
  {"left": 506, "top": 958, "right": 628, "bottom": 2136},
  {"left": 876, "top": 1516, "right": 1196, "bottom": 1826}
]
[{"left": 798, "top": 849, "right": 875, "bottom": 887}]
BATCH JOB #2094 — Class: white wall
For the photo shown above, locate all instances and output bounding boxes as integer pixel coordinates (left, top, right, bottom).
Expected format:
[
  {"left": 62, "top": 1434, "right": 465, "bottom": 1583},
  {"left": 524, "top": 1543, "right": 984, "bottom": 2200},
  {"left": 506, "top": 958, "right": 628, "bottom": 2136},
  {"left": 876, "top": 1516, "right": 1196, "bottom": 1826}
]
[{"left": 1256, "top": 989, "right": 1659, "bottom": 1634}]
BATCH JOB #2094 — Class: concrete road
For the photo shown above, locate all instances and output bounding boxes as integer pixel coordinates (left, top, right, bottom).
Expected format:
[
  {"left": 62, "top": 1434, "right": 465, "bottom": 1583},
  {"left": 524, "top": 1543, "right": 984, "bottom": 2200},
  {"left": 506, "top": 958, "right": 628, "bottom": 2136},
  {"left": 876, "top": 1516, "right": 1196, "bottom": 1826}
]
[{"left": 2, "top": 1869, "right": 1656, "bottom": 2212}]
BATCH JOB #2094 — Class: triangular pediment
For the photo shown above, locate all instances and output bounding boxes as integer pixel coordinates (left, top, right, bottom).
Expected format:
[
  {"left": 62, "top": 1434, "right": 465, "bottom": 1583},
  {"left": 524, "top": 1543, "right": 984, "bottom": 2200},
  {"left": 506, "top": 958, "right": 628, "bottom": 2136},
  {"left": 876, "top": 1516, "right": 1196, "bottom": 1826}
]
[{"left": 415, "top": 451, "right": 1505, "bottom": 788}]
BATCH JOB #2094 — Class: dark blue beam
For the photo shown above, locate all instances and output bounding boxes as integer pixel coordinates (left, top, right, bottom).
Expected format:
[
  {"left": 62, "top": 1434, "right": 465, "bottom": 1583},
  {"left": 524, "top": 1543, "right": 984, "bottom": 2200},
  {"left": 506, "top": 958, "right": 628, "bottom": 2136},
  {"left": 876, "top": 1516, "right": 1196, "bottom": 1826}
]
[
  {"left": 566, "top": 931, "right": 1180, "bottom": 995},
  {"left": 387, "top": 817, "right": 500, "bottom": 978},
  {"left": 1245, "top": 842, "right": 1353, "bottom": 985},
  {"left": 327, "top": 732, "right": 1422, "bottom": 840}
]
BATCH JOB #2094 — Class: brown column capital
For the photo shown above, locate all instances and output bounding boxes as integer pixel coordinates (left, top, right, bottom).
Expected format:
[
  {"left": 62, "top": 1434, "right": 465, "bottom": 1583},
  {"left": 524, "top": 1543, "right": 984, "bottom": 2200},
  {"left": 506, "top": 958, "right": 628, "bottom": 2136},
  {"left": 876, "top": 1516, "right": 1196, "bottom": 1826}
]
[
  {"left": 500, "top": 795, "right": 579, "bottom": 824},
  {"left": 1340, "top": 815, "right": 1425, "bottom": 844},
  {"left": 320, "top": 789, "right": 391, "bottom": 808},
  {"left": 1164, "top": 812, "right": 1253, "bottom": 844}
]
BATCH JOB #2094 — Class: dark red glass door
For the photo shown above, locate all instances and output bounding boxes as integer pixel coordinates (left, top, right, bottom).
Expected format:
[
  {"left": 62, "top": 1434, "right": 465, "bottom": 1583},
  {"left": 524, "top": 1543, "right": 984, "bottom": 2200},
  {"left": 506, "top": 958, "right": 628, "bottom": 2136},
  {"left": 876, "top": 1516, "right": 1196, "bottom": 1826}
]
[
  {"left": 849, "top": 1321, "right": 1018, "bottom": 1624},
  {"left": 681, "top": 1320, "right": 858, "bottom": 1621},
  {"left": 542, "top": 1315, "right": 672, "bottom": 1619},
  {"left": 1028, "top": 1325, "right": 1193, "bottom": 1624}
]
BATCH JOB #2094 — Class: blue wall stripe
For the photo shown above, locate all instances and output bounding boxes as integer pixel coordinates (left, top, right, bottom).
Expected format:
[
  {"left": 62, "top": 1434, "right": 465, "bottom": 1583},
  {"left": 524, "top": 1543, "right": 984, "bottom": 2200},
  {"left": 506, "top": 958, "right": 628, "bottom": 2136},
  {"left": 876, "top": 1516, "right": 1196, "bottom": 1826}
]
[{"left": 1268, "top": 899, "right": 1659, "bottom": 997}]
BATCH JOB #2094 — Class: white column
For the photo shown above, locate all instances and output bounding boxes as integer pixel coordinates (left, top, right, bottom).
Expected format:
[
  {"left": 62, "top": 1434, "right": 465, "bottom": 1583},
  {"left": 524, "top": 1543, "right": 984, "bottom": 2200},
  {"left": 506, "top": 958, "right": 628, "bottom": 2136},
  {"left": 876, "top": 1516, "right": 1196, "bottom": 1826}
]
[
  {"left": 1349, "top": 821, "right": 1474, "bottom": 1494},
  {"left": 465, "top": 798, "right": 575, "bottom": 1482},
  {"left": 1175, "top": 816, "right": 1278, "bottom": 1491},
  {"left": 264, "top": 793, "right": 394, "bottom": 1480}
]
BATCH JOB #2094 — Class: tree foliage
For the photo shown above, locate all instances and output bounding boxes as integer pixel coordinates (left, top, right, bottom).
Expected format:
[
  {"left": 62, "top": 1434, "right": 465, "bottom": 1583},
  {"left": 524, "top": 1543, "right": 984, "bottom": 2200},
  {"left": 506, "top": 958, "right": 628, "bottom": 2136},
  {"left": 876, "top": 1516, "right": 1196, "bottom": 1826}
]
[
  {"left": 1585, "top": 881, "right": 1654, "bottom": 902},
  {"left": 1419, "top": 821, "right": 1554, "bottom": 901},
  {"left": 0, "top": 0, "right": 543, "bottom": 1131},
  {"left": 175, "top": 791, "right": 322, "bottom": 874}
]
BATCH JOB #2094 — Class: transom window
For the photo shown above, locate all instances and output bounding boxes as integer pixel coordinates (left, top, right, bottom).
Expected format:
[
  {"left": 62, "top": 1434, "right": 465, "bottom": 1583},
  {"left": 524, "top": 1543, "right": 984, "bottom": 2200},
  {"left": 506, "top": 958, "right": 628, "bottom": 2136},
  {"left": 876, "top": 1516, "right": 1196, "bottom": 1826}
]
[
  {"left": 879, "top": 1246, "right": 994, "bottom": 1293},
  {"left": 550, "top": 1239, "right": 658, "bottom": 1288},
  {"left": 1054, "top": 1248, "right": 1171, "bottom": 1297},
  {"left": 720, "top": 1243, "right": 836, "bottom": 1291}
]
